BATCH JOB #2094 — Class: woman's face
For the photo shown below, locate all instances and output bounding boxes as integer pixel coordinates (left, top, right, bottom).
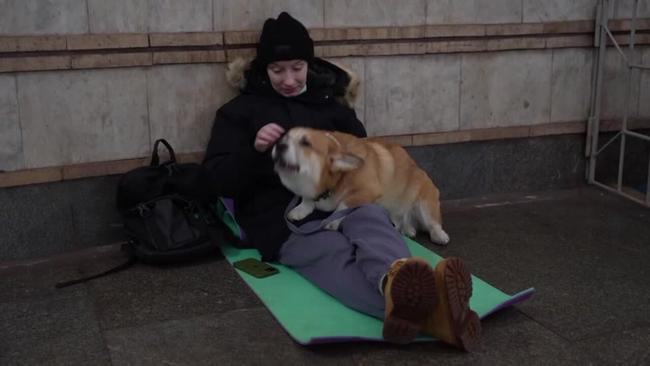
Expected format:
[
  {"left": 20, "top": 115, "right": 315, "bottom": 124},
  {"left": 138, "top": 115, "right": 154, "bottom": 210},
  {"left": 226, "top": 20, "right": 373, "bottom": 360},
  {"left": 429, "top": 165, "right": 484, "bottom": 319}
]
[{"left": 266, "top": 59, "right": 308, "bottom": 97}]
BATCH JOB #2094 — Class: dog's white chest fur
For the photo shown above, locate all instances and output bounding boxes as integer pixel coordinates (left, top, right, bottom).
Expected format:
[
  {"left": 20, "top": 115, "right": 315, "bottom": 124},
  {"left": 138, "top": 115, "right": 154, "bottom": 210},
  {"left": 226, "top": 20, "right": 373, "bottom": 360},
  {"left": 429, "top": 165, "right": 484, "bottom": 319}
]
[{"left": 277, "top": 172, "right": 317, "bottom": 199}]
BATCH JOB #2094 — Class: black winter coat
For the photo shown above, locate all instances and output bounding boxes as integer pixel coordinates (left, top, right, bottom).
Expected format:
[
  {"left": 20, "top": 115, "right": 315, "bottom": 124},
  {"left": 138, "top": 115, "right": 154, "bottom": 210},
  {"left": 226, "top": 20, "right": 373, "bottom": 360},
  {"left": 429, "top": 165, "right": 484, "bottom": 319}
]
[{"left": 202, "top": 58, "right": 366, "bottom": 261}]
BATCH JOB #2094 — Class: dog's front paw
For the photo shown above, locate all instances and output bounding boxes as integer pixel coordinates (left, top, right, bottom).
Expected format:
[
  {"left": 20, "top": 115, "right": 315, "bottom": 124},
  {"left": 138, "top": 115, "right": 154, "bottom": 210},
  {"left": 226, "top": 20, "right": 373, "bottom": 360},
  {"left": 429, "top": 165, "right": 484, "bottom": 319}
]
[
  {"left": 288, "top": 201, "right": 314, "bottom": 221},
  {"left": 324, "top": 218, "right": 343, "bottom": 231},
  {"left": 430, "top": 229, "right": 450, "bottom": 246}
]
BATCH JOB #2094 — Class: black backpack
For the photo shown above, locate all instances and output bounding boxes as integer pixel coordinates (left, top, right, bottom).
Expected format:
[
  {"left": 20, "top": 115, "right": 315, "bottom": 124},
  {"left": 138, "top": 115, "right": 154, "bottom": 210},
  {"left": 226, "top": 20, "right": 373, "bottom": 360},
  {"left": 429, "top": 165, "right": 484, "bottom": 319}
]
[
  {"left": 56, "top": 139, "right": 237, "bottom": 288},
  {"left": 120, "top": 194, "right": 221, "bottom": 263}
]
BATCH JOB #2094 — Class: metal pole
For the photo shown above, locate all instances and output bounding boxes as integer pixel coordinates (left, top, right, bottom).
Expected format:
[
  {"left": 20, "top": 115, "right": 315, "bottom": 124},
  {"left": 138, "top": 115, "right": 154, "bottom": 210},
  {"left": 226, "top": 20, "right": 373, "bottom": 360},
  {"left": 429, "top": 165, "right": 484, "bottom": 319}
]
[
  {"left": 593, "top": 129, "right": 650, "bottom": 159},
  {"left": 586, "top": 1, "right": 605, "bottom": 158},
  {"left": 588, "top": 0, "right": 610, "bottom": 183},
  {"left": 604, "top": 27, "right": 630, "bottom": 65},
  {"left": 646, "top": 152, "right": 650, "bottom": 205},
  {"left": 592, "top": 180, "right": 649, "bottom": 206},
  {"left": 628, "top": 0, "right": 640, "bottom": 118},
  {"left": 616, "top": 0, "right": 640, "bottom": 192},
  {"left": 596, "top": 131, "right": 623, "bottom": 155},
  {"left": 630, "top": 0, "right": 649, "bottom": 207},
  {"left": 624, "top": 129, "right": 650, "bottom": 143},
  {"left": 617, "top": 134, "right": 626, "bottom": 192},
  {"left": 589, "top": 0, "right": 650, "bottom": 208}
]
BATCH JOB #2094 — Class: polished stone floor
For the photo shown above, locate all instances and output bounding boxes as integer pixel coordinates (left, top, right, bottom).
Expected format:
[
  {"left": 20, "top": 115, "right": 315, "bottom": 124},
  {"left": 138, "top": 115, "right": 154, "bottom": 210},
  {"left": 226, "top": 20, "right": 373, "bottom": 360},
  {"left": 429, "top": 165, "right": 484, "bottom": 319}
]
[{"left": 2, "top": 187, "right": 649, "bottom": 365}]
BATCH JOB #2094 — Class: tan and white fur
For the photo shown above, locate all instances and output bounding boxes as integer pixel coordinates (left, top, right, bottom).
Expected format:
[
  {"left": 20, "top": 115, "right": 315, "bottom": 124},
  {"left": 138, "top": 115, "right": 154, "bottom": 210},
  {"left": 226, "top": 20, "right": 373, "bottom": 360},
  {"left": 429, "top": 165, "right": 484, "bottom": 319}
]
[{"left": 271, "top": 127, "right": 450, "bottom": 245}]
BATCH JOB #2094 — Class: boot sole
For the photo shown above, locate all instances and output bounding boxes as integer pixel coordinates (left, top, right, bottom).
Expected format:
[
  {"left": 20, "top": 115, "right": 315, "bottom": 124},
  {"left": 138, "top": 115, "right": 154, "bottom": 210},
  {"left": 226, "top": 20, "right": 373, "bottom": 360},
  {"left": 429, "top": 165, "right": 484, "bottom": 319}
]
[
  {"left": 383, "top": 259, "right": 437, "bottom": 344},
  {"left": 442, "top": 257, "right": 482, "bottom": 351}
]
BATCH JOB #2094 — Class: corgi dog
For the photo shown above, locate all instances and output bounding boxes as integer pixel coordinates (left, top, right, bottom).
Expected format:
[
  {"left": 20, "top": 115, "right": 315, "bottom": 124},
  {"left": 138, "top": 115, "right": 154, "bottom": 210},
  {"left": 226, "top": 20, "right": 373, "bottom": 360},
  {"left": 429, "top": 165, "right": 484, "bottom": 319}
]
[{"left": 271, "top": 127, "right": 449, "bottom": 245}]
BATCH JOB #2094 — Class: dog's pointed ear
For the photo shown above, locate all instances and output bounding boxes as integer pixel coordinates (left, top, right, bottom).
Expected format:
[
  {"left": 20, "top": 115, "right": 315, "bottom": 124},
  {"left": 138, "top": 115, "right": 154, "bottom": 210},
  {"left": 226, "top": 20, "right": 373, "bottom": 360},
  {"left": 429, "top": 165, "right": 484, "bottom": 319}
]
[{"left": 330, "top": 153, "right": 363, "bottom": 172}]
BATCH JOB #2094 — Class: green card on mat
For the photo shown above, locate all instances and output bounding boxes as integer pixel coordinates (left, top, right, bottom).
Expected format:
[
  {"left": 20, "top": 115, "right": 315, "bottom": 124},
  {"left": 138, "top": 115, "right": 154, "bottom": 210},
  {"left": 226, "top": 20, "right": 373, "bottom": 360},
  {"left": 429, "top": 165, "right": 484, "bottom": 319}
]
[{"left": 221, "top": 237, "right": 535, "bottom": 345}]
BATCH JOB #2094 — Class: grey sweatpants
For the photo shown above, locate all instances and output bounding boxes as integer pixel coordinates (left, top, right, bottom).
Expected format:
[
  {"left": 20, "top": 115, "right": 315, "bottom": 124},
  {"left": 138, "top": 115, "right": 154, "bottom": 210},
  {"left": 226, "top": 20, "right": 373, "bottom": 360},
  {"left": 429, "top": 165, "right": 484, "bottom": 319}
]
[{"left": 278, "top": 204, "right": 411, "bottom": 319}]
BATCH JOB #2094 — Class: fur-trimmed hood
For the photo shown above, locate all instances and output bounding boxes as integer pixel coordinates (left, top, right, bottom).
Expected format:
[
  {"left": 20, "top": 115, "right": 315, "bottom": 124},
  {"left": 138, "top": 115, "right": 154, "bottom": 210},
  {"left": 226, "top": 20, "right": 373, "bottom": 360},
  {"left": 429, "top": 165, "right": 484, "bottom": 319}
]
[{"left": 225, "top": 57, "right": 360, "bottom": 108}]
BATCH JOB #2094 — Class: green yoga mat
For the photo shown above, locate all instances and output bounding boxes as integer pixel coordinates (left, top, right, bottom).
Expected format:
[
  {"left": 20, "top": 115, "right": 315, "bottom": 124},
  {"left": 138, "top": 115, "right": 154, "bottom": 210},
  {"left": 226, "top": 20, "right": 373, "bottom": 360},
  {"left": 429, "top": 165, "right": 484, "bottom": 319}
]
[
  {"left": 221, "top": 238, "right": 534, "bottom": 345},
  {"left": 216, "top": 198, "right": 534, "bottom": 344}
]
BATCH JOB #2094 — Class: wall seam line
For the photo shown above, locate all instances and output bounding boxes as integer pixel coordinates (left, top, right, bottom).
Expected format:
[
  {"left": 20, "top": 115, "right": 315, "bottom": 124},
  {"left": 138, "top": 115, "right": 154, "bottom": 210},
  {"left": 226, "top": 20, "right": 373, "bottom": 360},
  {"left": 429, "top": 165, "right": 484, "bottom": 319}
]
[
  {"left": 85, "top": 0, "right": 91, "bottom": 33},
  {"left": 14, "top": 74, "right": 26, "bottom": 170}
]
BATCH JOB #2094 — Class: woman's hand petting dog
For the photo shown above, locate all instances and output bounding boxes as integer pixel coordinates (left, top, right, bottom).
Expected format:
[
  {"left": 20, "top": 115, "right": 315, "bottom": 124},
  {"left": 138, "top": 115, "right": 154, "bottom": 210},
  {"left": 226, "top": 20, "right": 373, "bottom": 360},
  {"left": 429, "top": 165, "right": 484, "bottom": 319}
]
[{"left": 255, "top": 123, "right": 285, "bottom": 152}]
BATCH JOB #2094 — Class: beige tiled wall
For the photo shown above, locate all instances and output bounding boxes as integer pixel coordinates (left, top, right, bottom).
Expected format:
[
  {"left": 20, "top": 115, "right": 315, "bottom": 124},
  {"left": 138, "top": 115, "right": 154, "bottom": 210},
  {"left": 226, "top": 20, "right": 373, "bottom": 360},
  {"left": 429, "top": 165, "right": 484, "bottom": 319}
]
[
  {"left": 88, "top": 0, "right": 213, "bottom": 33},
  {"left": 1, "top": 0, "right": 645, "bottom": 37},
  {"left": 426, "top": 0, "right": 522, "bottom": 25},
  {"left": 460, "top": 50, "right": 553, "bottom": 129},
  {"left": 4, "top": 46, "right": 647, "bottom": 171},
  {"left": 551, "top": 48, "right": 593, "bottom": 123},
  {"left": 0, "top": 74, "right": 22, "bottom": 171},
  {"left": 148, "top": 64, "right": 234, "bottom": 154},
  {"left": 614, "top": 0, "right": 650, "bottom": 19},
  {"left": 0, "top": 0, "right": 88, "bottom": 35},
  {"left": 601, "top": 48, "right": 641, "bottom": 120},
  {"left": 324, "top": 0, "right": 427, "bottom": 27},
  {"left": 523, "top": 0, "right": 598, "bottom": 23},
  {"left": 3, "top": 1, "right": 649, "bottom": 178},
  {"left": 148, "top": 0, "right": 213, "bottom": 33},
  {"left": 364, "top": 54, "right": 461, "bottom": 136},
  {"left": 87, "top": 0, "right": 148, "bottom": 33},
  {"left": 17, "top": 69, "right": 150, "bottom": 169},
  {"left": 213, "top": 0, "right": 323, "bottom": 31}
]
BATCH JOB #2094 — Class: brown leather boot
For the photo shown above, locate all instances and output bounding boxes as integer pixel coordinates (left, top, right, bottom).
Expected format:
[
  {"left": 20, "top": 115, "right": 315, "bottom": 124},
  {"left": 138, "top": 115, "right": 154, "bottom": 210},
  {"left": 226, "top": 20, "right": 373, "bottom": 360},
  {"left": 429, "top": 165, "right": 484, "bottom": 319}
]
[
  {"left": 421, "top": 257, "right": 482, "bottom": 351},
  {"left": 382, "top": 257, "right": 438, "bottom": 344}
]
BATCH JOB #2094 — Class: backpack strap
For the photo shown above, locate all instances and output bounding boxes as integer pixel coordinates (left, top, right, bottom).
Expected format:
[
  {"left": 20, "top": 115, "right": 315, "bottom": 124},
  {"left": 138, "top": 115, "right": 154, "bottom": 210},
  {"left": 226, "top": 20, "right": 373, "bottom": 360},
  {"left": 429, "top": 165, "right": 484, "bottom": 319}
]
[
  {"left": 150, "top": 138, "right": 177, "bottom": 166},
  {"left": 54, "top": 244, "right": 136, "bottom": 289}
]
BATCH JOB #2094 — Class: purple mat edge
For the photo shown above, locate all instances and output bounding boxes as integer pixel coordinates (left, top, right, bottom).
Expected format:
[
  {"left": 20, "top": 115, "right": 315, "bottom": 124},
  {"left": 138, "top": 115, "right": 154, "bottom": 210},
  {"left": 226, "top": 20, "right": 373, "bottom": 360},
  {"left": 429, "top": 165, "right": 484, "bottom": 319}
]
[
  {"left": 483, "top": 287, "right": 536, "bottom": 318},
  {"left": 300, "top": 287, "right": 536, "bottom": 345}
]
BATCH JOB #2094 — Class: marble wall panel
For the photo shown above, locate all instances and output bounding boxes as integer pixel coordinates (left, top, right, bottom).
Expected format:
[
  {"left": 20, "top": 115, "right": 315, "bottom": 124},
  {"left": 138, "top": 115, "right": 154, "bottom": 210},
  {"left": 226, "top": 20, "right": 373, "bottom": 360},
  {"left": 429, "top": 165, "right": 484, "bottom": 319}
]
[
  {"left": 0, "top": 74, "right": 22, "bottom": 171},
  {"left": 523, "top": 0, "right": 597, "bottom": 23},
  {"left": 0, "top": 0, "right": 88, "bottom": 35},
  {"left": 324, "top": 0, "right": 427, "bottom": 28},
  {"left": 87, "top": 0, "right": 148, "bottom": 33},
  {"left": 612, "top": 0, "right": 650, "bottom": 19},
  {"left": 364, "top": 54, "right": 461, "bottom": 136},
  {"left": 427, "top": 0, "right": 522, "bottom": 25},
  {"left": 213, "top": 0, "right": 323, "bottom": 31},
  {"left": 460, "top": 50, "right": 553, "bottom": 129},
  {"left": 148, "top": 0, "right": 213, "bottom": 33},
  {"left": 551, "top": 48, "right": 594, "bottom": 122},
  {"left": 147, "top": 64, "right": 235, "bottom": 153},
  {"left": 601, "top": 48, "right": 641, "bottom": 120},
  {"left": 17, "top": 69, "right": 149, "bottom": 168}
]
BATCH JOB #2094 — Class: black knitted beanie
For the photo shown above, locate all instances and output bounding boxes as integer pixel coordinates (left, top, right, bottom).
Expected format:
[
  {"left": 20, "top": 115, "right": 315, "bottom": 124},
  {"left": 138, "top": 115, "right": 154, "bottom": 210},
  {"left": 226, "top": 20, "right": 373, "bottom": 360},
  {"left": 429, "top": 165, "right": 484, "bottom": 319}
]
[{"left": 257, "top": 12, "right": 314, "bottom": 66}]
